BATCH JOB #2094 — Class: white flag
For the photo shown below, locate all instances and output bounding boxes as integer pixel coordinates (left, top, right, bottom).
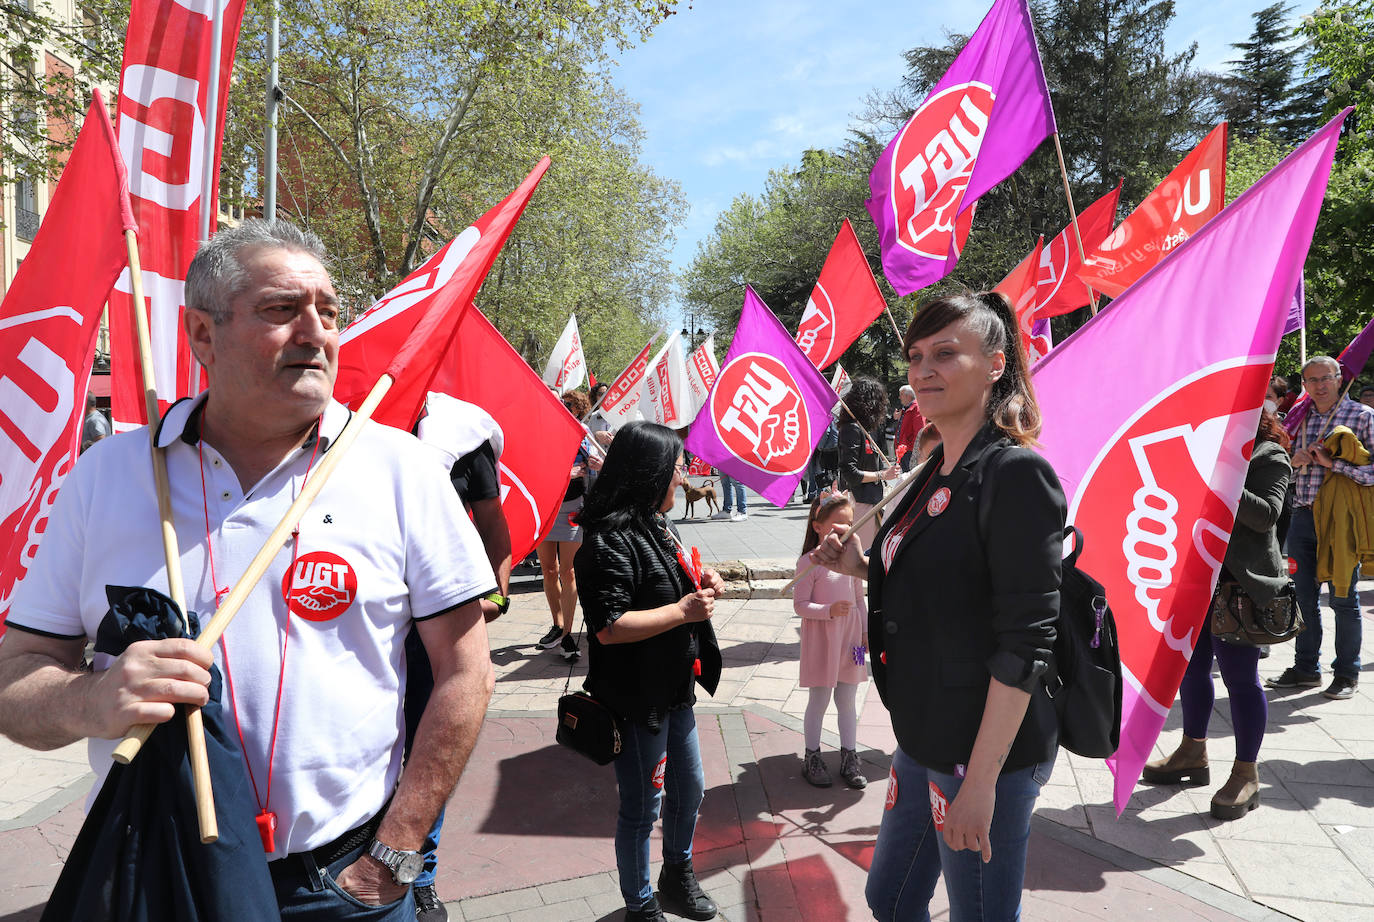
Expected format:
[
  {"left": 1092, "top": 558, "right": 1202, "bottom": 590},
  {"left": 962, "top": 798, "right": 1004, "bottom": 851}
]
[
  {"left": 542, "top": 314, "right": 586, "bottom": 395},
  {"left": 682, "top": 333, "right": 720, "bottom": 423},
  {"left": 642, "top": 330, "right": 692, "bottom": 428},
  {"left": 830, "top": 363, "right": 852, "bottom": 397}
]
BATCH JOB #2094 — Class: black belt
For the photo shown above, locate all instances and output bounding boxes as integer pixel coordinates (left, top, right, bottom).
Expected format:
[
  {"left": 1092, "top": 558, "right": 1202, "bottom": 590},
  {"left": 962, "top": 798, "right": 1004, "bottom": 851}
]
[{"left": 268, "top": 809, "right": 385, "bottom": 878}]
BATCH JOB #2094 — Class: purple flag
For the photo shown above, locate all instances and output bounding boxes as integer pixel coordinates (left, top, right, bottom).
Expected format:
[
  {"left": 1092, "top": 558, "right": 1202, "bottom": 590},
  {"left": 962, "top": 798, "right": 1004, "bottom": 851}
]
[
  {"left": 866, "top": 0, "right": 1056, "bottom": 295},
  {"left": 1284, "top": 276, "right": 1305, "bottom": 336},
  {"left": 1034, "top": 109, "right": 1348, "bottom": 813},
  {"left": 1284, "top": 308, "right": 1374, "bottom": 435},
  {"left": 686, "top": 287, "right": 839, "bottom": 506}
]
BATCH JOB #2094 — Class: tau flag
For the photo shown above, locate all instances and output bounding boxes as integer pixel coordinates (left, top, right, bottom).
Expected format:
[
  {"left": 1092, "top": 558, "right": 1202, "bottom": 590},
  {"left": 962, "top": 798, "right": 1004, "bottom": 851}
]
[
  {"left": 0, "top": 92, "right": 132, "bottom": 631},
  {"left": 1033, "top": 180, "right": 1122, "bottom": 320},
  {"left": 686, "top": 287, "right": 838, "bottom": 506},
  {"left": 993, "top": 236, "right": 1052, "bottom": 364},
  {"left": 795, "top": 219, "right": 887, "bottom": 369},
  {"left": 542, "top": 314, "right": 587, "bottom": 395},
  {"left": 1078, "top": 123, "right": 1228, "bottom": 298},
  {"left": 1033, "top": 111, "right": 1347, "bottom": 812},
  {"left": 866, "top": 0, "right": 1055, "bottom": 295}
]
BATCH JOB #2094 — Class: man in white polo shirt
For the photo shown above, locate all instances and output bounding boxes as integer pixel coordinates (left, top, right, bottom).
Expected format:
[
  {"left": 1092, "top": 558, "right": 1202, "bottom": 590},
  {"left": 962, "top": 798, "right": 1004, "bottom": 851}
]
[{"left": 0, "top": 220, "right": 496, "bottom": 920}]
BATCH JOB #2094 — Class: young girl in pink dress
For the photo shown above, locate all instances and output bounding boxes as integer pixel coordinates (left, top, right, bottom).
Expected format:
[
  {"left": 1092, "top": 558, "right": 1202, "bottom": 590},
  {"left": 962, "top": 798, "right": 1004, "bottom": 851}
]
[{"left": 793, "top": 492, "right": 869, "bottom": 788}]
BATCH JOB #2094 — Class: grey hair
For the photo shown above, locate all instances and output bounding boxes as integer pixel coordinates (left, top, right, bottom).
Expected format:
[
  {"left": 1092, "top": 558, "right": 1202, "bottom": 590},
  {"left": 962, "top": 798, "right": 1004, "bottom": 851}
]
[
  {"left": 899, "top": 385, "right": 915, "bottom": 398},
  {"left": 184, "top": 219, "right": 329, "bottom": 324},
  {"left": 1301, "top": 355, "right": 1341, "bottom": 378}
]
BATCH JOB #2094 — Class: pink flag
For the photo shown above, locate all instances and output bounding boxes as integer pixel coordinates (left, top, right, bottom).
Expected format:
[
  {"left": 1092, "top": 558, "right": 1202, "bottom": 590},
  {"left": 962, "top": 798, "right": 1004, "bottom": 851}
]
[
  {"left": 1033, "top": 110, "right": 1348, "bottom": 812},
  {"left": 1, "top": 92, "right": 135, "bottom": 629},
  {"left": 866, "top": 0, "right": 1055, "bottom": 295},
  {"left": 686, "top": 287, "right": 838, "bottom": 506}
]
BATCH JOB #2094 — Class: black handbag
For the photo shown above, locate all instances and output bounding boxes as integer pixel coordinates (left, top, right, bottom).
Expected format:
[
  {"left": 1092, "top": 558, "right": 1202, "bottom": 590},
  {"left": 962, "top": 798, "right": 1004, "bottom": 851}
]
[
  {"left": 1210, "top": 580, "right": 1304, "bottom": 646},
  {"left": 554, "top": 623, "right": 623, "bottom": 765}
]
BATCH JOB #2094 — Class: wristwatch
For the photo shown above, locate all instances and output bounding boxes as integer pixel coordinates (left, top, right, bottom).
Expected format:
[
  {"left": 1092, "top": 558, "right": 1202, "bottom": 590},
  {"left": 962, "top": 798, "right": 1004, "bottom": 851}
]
[
  {"left": 368, "top": 839, "right": 425, "bottom": 885},
  {"left": 483, "top": 590, "right": 510, "bottom": 615}
]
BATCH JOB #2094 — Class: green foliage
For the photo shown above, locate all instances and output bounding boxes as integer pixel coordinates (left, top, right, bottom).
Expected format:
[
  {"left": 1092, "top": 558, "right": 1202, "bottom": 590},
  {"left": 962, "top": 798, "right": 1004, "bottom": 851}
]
[{"left": 1299, "top": 1, "right": 1374, "bottom": 149}]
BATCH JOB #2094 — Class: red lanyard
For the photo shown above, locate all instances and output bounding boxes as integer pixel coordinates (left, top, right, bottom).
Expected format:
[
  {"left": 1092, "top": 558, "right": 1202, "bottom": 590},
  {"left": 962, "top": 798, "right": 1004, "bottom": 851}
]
[
  {"left": 198, "top": 422, "right": 321, "bottom": 853},
  {"left": 887, "top": 462, "right": 942, "bottom": 541}
]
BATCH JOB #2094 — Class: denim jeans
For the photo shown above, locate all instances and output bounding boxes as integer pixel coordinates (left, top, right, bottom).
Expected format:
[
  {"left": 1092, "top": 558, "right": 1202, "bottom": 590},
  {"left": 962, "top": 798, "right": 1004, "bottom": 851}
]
[
  {"left": 866, "top": 746, "right": 1054, "bottom": 922},
  {"left": 403, "top": 627, "right": 444, "bottom": 888},
  {"left": 275, "top": 840, "right": 416, "bottom": 921},
  {"left": 612, "top": 708, "right": 705, "bottom": 910},
  {"left": 718, "top": 476, "right": 747, "bottom": 514},
  {"left": 1289, "top": 506, "right": 1362, "bottom": 679}
]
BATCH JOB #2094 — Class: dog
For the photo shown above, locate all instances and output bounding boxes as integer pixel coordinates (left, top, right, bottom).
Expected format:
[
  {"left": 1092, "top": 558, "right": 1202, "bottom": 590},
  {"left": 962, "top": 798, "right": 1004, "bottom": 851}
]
[{"left": 682, "top": 478, "right": 719, "bottom": 520}]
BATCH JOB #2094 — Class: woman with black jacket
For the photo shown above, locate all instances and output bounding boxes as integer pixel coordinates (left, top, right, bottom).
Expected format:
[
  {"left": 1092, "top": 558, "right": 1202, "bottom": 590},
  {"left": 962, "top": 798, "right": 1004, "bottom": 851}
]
[
  {"left": 814, "top": 292, "right": 1065, "bottom": 921},
  {"left": 837, "top": 376, "right": 899, "bottom": 548},
  {"left": 574, "top": 421, "right": 725, "bottom": 922}
]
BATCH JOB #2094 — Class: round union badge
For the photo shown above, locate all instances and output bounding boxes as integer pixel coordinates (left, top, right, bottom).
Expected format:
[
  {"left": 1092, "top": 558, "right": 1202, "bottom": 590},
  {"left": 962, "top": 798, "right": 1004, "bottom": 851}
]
[
  {"left": 282, "top": 550, "right": 358, "bottom": 622},
  {"left": 926, "top": 486, "right": 952, "bottom": 517}
]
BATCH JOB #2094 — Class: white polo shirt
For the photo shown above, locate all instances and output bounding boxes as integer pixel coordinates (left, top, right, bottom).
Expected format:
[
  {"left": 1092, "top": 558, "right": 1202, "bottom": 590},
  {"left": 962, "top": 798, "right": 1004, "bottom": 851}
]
[{"left": 6, "top": 394, "right": 495, "bottom": 859}]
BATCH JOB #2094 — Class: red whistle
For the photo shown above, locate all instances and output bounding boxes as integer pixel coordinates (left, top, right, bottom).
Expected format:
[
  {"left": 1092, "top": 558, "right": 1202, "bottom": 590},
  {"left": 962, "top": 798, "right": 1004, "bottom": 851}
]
[
  {"left": 693, "top": 658, "right": 702, "bottom": 676},
  {"left": 256, "top": 809, "right": 278, "bottom": 854}
]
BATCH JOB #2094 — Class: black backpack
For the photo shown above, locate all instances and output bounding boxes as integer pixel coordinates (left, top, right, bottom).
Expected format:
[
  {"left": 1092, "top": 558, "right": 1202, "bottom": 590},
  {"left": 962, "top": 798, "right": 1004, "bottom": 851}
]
[{"left": 976, "top": 449, "right": 1123, "bottom": 759}]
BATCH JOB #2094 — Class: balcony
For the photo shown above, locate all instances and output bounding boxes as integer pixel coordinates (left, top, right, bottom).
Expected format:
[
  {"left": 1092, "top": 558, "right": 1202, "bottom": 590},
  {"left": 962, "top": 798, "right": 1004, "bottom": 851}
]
[{"left": 14, "top": 206, "right": 40, "bottom": 242}]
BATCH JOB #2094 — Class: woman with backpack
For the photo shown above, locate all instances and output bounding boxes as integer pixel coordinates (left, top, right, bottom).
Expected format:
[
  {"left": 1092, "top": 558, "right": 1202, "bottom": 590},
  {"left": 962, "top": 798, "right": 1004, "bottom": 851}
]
[
  {"left": 812, "top": 291, "right": 1065, "bottom": 922},
  {"left": 1142, "top": 407, "right": 1292, "bottom": 820}
]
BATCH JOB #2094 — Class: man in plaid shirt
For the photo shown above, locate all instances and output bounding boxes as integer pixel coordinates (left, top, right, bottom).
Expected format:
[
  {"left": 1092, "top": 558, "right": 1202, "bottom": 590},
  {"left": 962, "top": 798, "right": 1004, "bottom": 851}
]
[{"left": 1268, "top": 356, "right": 1374, "bottom": 700}]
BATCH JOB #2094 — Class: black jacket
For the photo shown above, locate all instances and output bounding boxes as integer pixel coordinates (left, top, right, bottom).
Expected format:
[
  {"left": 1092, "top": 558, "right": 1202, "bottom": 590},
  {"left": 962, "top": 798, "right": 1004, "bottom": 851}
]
[
  {"left": 838, "top": 421, "right": 883, "bottom": 504},
  {"left": 868, "top": 424, "right": 1065, "bottom": 774},
  {"left": 574, "top": 518, "right": 721, "bottom": 731}
]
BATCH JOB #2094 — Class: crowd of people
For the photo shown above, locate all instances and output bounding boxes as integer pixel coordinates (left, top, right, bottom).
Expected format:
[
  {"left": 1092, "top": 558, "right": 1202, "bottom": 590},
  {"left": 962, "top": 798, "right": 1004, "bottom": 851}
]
[{"left": 3, "top": 217, "right": 1372, "bottom": 922}]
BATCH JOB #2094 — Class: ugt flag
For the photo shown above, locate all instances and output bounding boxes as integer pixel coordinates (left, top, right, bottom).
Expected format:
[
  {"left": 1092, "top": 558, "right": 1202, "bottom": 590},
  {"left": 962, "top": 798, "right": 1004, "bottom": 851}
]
[
  {"left": 830, "top": 364, "right": 853, "bottom": 397},
  {"left": 1033, "top": 180, "right": 1122, "bottom": 321},
  {"left": 993, "top": 236, "right": 1052, "bottom": 364},
  {"left": 335, "top": 158, "right": 549, "bottom": 429},
  {"left": 1033, "top": 110, "right": 1348, "bottom": 813},
  {"left": 542, "top": 314, "right": 587, "bottom": 395},
  {"left": 866, "top": 0, "right": 1055, "bottom": 295},
  {"left": 686, "top": 287, "right": 838, "bottom": 506},
  {"left": 795, "top": 218, "right": 887, "bottom": 369},
  {"left": 1078, "top": 123, "right": 1228, "bottom": 298},
  {"left": 0, "top": 91, "right": 134, "bottom": 629}
]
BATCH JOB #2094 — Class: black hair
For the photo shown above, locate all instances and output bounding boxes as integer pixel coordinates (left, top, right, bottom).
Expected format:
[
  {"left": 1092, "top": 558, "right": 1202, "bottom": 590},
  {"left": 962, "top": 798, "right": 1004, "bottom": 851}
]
[
  {"left": 577, "top": 421, "right": 682, "bottom": 532},
  {"left": 839, "top": 376, "right": 888, "bottom": 431}
]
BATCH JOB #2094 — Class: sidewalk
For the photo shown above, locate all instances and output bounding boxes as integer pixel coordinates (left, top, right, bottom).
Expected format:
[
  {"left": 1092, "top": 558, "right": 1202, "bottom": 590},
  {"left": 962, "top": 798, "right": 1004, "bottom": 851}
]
[{"left": 0, "top": 487, "right": 1369, "bottom": 920}]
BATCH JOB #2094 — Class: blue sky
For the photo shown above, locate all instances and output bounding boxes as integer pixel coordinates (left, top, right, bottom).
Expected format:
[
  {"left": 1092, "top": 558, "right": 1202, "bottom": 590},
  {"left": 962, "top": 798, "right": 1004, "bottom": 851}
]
[{"left": 611, "top": 0, "right": 1314, "bottom": 326}]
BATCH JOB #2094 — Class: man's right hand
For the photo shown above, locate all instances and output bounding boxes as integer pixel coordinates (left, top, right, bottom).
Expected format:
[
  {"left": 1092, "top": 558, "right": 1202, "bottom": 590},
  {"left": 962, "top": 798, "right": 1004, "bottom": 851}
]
[
  {"left": 679, "top": 589, "right": 715, "bottom": 623},
  {"left": 88, "top": 639, "right": 213, "bottom": 738}
]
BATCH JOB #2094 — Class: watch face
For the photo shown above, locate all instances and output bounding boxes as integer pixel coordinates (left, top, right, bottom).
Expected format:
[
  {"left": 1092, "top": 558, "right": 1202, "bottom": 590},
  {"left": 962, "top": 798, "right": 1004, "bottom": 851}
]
[{"left": 396, "top": 852, "right": 425, "bottom": 885}]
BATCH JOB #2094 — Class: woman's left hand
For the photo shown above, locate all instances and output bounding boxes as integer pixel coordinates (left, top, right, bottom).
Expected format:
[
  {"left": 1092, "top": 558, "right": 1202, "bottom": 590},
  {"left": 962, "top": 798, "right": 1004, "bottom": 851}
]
[
  {"left": 700, "top": 567, "right": 726, "bottom": 594},
  {"left": 943, "top": 778, "right": 996, "bottom": 863}
]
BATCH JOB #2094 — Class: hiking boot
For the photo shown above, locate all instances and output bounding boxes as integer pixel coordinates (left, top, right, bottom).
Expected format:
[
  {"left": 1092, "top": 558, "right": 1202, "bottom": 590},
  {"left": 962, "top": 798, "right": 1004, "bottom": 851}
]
[
  {"left": 413, "top": 883, "right": 447, "bottom": 922},
  {"left": 803, "top": 748, "right": 832, "bottom": 787},
  {"left": 624, "top": 897, "right": 668, "bottom": 922},
  {"left": 1265, "top": 667, "right": 1320, "bottom": 688},
  {"left": 657, "top": 859, "right": 718, "bottom": 920},
  {"left": 839, "top": 748, "right": 867, "bottom": 789},
  {"left": 1141, "top": 735, "right": 1209, "bottom": 786},
  {"left": 1323, "top": 676, "right": 1358, "bottom": 700},
  {"left": 536, "top": 625, "right": 564, "bottom": 649},
  {"left": 560, "top": 633, "right": 580, "bottom": 661},
  {"left": 1210, "top": 760, "right": 1260, "bottom": 820}
]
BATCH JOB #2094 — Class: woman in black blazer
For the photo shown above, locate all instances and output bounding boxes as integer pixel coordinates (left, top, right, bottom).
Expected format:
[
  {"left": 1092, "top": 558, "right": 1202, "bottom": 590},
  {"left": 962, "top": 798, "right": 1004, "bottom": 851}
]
[
  {"left": 837, "top": 376, "right": 900, "bottom": 548},
  {"left": 814, "top": 291, "right": 1065, "bottom": 922}
]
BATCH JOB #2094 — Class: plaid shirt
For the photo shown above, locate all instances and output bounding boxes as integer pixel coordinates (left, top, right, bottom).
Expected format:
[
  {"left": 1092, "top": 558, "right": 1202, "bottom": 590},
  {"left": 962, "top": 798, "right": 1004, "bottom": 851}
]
[{"left": 1291, "top": 396, "right": 1374, "bottom": 507}]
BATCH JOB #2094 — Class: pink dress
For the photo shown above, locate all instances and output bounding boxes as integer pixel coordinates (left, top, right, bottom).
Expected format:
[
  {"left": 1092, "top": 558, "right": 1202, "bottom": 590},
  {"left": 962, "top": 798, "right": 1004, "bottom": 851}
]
[{"left": 793, "top": 554, "right": 869, "bottom": 688}]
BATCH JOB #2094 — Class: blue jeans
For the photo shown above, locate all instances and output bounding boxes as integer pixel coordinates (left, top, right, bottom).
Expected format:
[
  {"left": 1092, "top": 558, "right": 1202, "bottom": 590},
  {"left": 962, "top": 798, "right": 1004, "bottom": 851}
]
[
  {"left": 866, "top": 746, "right": 1054, "bottom": 922},
  {"left": 613, "top": 708, "right": 705, "bottom": 910},
  {"left": 403, "top": 627, "right": 443, "bottom": 888},
  {"left": 1290, "top": 506, "right": 1362, "bottom": 679},
  {"left": 275, "top": 840, "right": 416, "bottom": 921},
  {"left": 719, "top": 475, "right": 747, "bottom": 513}
]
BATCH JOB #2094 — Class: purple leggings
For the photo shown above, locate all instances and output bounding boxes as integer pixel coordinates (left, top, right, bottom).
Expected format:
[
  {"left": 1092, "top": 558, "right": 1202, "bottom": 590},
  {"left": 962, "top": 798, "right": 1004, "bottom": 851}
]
[{"left": 1179, "top": 628, "right": 1267, "bottom": 762}]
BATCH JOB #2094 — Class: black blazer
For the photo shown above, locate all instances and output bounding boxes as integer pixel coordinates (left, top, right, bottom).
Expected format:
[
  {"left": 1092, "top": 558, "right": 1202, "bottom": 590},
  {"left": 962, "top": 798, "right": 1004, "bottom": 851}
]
[
  {"left": 838, "top": 421, "right": 883, "bottom": 504},
  {"left": 574, "top": 518, "right": 721, "bottom": 731},
  {"left": 868, "top": 424, "right": 1066, "bottom": 774}
]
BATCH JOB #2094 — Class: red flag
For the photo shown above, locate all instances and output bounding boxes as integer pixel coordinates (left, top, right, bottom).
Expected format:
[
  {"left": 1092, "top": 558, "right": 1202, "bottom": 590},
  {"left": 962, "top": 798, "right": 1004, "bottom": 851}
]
[
  {"left": 993, "top": 236, "right": 1051, "bottom": 364},
  {"left": 795, "top": 219, "right": 887, "bottom": 370},
  {"left": 428, "top": 306, "right": 586, "bottom": 562},
  {"left": 1078, "top": 124, "right": 1228, "bottom": 298},
  {"left": 588, "top": 370, "right": 598, "bottom": 388},
  {"left": 1, "top": 91, "right": 134, "bottom": 628},
  {"left": 335, "top": 158, "right": 550, "bottom": 429},
  {"left": 107, "top": 0, "right": 249, "bottom": 429},
  {"left": 1033, "top": 180, "right": 1122, "bottom": 321}
]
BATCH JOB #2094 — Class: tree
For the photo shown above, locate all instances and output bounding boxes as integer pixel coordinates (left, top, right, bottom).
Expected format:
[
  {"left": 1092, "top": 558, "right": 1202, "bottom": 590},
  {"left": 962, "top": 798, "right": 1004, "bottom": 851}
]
[{"left": 1217, "top": 2, "right": 1325, "bottom": 143}]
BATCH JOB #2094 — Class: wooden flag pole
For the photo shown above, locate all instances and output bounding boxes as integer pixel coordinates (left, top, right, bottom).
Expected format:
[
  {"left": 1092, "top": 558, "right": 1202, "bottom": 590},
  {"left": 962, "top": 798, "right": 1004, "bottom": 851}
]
[
  {"left": 781, "top": 459, "right": 930, "bottom": 594},
  {"left": 835, "top": 397, "right": 895, "bottom": 470},
  {"left": 113, "top": 374, "right": 395, "bottom": 768},
  {"left": 122, "top": 230, "right": 218, "bottom": 843},
  {"left": 1052, "top": 133, "right": 1101, "bottom": 315},
  {"left": 885, "top": 305, "right": 905, "bottom": 340}
]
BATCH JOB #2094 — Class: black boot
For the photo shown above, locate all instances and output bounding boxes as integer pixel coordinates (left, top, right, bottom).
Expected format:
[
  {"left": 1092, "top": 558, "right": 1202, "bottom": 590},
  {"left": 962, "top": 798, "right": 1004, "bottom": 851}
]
[
  {"left": 657, "top": 859, "right": 718, "bottom": 920},
  {"left": 624, "top": 896, "right": 667, "bottom": 922}
]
